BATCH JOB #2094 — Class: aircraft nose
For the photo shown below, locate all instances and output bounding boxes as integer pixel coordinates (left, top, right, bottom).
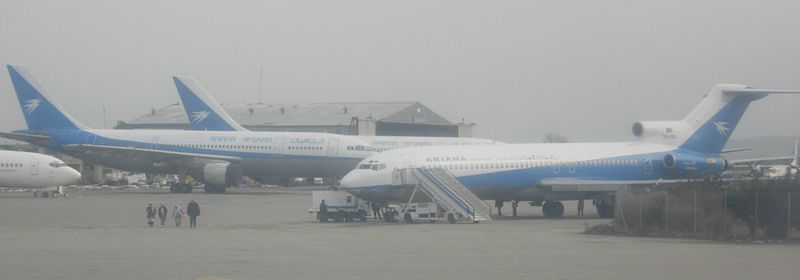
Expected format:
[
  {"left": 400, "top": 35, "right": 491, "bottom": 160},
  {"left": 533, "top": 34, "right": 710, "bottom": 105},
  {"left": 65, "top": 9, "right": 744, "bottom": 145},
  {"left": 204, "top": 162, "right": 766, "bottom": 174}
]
[
  {"left": 339, "top": 170, "right": 361, "bottom": 189},
  {"left": 66, "top": 168, "right": 82, "bottom": 184}
]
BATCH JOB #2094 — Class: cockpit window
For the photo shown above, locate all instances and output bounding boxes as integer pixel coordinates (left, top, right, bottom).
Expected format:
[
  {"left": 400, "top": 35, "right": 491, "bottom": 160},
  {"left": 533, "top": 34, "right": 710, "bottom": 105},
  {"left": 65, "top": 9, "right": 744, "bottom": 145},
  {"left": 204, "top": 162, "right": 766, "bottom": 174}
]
[
  {"left": 359, "top": 162, "right": 386, "bottom": 171},
  {"left": 371, "top": 164, "right": 386, "bottom": 171},
  {"left": 49, "top": 161, "right": 67, "bottom": 168}
]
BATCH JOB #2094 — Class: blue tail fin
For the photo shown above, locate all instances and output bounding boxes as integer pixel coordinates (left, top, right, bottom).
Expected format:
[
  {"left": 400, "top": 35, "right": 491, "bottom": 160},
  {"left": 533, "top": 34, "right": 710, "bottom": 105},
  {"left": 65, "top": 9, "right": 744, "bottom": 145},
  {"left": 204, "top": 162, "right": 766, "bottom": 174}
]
[
  {"left": 6, "top": 65, "right": 87, "bottom": 131},
  {"left": 172, "top": 76, "right": 248, "bottom": 132},
  {"left": 678, "top": 84, "right": 800, "bottom": 154}
]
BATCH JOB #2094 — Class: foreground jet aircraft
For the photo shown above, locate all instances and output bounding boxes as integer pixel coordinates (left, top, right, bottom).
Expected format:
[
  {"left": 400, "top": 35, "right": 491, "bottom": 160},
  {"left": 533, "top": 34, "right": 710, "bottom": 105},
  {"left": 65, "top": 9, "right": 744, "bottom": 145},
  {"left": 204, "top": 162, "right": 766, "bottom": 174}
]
[
  {"left": 340, "top": 84, "right": 800, "bottom": 217},
  {"left": 0, "top": 150, "right": 81, "bottom": 197},
  {"left": 171, "top": 75, "right": 503, "bottom": 151},
  {"left": 1, "top": 65, "right": 375, "bottom": 193}
]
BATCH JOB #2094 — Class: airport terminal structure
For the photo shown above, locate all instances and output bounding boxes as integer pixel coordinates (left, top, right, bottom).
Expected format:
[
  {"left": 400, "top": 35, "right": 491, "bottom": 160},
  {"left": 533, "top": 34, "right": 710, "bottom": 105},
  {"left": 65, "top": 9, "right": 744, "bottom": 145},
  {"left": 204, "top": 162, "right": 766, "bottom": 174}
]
[{"left": 116, "top": 102, "right": 475, "bottom": 137}]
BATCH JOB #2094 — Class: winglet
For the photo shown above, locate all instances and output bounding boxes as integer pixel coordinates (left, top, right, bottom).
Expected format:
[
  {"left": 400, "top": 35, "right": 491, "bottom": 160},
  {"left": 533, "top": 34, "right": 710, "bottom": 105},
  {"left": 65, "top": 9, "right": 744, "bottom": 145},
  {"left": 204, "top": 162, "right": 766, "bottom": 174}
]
[{"left": 172, "top": 76, "right": 248, "bottom": 132}]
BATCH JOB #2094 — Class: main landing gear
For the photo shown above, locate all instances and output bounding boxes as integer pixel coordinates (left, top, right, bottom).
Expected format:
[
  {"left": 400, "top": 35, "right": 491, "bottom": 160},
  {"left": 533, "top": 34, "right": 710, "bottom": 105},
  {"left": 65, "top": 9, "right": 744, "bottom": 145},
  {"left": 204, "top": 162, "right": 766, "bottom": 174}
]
[
  {"left": 170, "top": 183, "right": 193, "bottom": 193},
  {"left": 203, "top": 184, "right": 226, "bottom": 194},
  {"left": 541, "top": 200, "right": 565, "bottom": 218}
]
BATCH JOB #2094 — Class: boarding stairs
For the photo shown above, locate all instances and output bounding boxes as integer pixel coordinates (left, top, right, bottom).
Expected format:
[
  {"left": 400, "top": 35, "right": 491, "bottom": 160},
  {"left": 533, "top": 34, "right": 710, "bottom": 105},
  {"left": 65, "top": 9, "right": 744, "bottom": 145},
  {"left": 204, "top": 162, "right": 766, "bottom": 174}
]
[{"left": 397, "top": 167, "right": 492, "bottom": 223}]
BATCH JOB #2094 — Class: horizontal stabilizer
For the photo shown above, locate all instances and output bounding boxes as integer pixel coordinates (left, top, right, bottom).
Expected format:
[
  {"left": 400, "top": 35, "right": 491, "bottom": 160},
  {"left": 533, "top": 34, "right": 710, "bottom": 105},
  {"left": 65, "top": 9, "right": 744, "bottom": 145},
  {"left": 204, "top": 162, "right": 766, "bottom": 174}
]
[{"left": 723, "top": 88, "right": 800, "bottom": 95}]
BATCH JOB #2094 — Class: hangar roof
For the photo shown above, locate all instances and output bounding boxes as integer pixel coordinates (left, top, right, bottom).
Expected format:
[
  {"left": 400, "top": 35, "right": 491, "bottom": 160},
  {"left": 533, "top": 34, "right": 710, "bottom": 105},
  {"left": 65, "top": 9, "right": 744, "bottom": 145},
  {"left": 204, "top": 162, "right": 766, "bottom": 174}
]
[{"left": 123, "top": 102, "right": 454, "bottom": 127}]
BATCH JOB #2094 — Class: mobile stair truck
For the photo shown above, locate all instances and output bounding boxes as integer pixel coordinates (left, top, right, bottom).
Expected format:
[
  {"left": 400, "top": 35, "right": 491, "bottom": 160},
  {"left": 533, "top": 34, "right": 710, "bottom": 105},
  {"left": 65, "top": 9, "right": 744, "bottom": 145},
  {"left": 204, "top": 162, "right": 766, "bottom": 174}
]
[{"left": 309, "top": 190, "right": 368, "bottom": 222}]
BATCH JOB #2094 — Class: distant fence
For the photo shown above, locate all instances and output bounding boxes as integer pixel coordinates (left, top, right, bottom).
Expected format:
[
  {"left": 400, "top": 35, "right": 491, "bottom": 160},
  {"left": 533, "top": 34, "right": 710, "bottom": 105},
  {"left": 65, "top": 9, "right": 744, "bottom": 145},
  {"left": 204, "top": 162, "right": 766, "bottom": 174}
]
[{"left": 614, "top": 179, "right": 800, "bottom": 240}]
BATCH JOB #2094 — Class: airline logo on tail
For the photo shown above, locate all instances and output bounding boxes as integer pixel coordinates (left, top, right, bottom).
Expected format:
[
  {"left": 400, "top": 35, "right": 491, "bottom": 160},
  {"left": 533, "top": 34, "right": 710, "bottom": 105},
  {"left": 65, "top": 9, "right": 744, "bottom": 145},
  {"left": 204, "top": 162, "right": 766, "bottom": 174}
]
[
  {"left": 714, "top": 121, "right": 730, "bottom": 136},
  {"left": 191, "top": 111, "right": 209, "bottom": 123},
  {"left": 24, "top": 98, "right": 41, "bottom": 114}
]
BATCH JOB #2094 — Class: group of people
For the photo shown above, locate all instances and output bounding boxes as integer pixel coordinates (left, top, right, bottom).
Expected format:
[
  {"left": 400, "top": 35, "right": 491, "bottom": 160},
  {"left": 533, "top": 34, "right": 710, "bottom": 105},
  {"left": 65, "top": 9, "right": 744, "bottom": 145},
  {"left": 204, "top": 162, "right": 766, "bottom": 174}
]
[{"left": 146, "top": 199, "right": 200, "bottom": 228}]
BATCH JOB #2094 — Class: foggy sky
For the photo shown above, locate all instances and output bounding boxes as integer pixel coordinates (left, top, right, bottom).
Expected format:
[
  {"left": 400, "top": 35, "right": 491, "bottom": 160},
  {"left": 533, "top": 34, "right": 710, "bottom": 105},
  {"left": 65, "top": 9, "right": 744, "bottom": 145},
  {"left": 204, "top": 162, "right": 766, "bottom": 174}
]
[{"left": 1, "top": 1, "right": 798, "bottom": 143}]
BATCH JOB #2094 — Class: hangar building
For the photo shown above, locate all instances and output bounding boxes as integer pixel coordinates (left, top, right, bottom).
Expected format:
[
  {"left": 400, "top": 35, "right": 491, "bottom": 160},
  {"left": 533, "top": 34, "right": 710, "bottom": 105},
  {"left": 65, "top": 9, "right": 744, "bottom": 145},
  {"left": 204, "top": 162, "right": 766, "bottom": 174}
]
[{"left": 116, "top": 102, "right": 474, "bottom": 137}]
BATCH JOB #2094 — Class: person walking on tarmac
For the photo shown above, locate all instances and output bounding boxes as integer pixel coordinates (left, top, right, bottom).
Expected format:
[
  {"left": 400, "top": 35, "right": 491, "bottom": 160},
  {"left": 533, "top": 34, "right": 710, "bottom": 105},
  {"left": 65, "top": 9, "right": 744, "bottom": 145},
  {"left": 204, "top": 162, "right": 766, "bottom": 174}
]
[
  {"left": 145, "top": 203, "right": 156, "bottom": 227},
  {"left": 173, "top": 205, "right": 183, "bottom": 227},
  {"left": 577, "top": 199, "right": 585, "bottom": 216},
  {"left": 319, "top": 199, "right": 328, "bottom": 223},
  {"left": 157, "top": 203, "right": 168, "bottom": 226},
  {"left": 187, "top": 199, "right": 200, "bottom": 228}
]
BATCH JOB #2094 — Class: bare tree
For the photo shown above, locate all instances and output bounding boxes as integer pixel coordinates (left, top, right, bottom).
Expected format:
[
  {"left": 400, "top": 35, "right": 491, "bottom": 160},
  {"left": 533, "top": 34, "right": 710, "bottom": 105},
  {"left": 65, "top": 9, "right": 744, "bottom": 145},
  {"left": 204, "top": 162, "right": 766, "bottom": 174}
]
[{"left": 543, "top": 133, "right": 569, "bottom": 143}]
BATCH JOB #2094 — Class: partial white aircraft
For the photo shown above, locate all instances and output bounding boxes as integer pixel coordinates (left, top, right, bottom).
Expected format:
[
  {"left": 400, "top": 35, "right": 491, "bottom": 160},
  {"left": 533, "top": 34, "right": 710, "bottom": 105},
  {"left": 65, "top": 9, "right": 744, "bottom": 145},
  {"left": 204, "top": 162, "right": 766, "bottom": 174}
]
[
  {"left": 0, "top": 150, "right": 81, "bottom": 197},
  {"left": 340, "top": 84, "right": 800, "bottom": 217},
  {"left": 731, "top": 140, "right": 800, "bottom": 179}
]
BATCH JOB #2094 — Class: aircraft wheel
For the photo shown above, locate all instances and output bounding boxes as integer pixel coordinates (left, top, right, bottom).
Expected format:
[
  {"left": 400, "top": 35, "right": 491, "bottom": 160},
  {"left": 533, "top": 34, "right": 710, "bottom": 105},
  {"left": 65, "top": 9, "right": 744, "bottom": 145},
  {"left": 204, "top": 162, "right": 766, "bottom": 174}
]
[
  {"left": 40, "top": 192, "right": 49, "bottom": 198},
  {"left": 447, "top": 213, "right": 456, "bottom": 224},
  {"left": 542, "top": 201, "right": 564, "bottom": 218}
]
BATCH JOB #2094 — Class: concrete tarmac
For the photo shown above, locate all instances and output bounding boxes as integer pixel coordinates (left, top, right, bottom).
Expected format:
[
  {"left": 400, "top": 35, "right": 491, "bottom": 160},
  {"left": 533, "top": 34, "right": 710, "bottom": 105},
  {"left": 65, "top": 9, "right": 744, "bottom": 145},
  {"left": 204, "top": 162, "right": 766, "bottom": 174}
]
[{"left": 1, "top": 187, "right": 798, "bottom": 280}]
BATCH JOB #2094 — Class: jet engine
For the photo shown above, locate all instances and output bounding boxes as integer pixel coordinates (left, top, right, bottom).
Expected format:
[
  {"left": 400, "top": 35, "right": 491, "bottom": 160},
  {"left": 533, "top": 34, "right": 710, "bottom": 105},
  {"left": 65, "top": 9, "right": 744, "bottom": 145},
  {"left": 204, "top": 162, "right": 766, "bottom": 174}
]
[
  {"left": 189, "top": 162, "right": 242, "bottom": 192},
  {"left": 660, "top": 153, "right": 726, "bottom": 176},
  {"left": 632, "top": 121, "right": 689, "bottom": 141}
]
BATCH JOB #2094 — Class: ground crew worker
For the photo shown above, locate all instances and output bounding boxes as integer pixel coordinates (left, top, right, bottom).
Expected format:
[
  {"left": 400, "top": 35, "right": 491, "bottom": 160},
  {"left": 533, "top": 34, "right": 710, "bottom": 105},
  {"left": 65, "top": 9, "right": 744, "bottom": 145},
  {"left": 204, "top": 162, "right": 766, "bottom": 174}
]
[
  {"left": 578, "top": 199, "right": 585, "bottom": 216},
  {"left": 319, "top": 199, "right": 328, "bottom": 222},
  {"left": 145, "top": 203, "right": 156, "bottom": 227},
  {"left": 495, "top": 200, "right": 504, "bottom": 216},
  {"left": 187, "top": 199, "right": 200, "bottom": 228},
  {"left": 157, "top": 203, "right": 168, "bottom": 226},
  {"left": 371, "top": 202, "right": 382, "bottom": 221}
]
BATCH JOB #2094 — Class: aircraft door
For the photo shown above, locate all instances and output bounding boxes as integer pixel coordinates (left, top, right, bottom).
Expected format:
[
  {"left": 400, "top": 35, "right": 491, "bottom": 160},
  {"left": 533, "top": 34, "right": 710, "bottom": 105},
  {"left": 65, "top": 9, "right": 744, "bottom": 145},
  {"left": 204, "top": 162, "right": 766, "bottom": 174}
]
[
  {"left": 151, "top": 137, "right": 160, "bottom": 150},
  {"left": 326, "top": 139, "right": 339, "bottom": 158},
  {"left": 29, "top": 159, "right": 39, "bottom": 175},
  {"left": 644, "top": 156, "right": 653, "bottom": 175},
  {"left": 272, "top": 138, "right": 285, "bottom": 157},
  {"left": 84, "top": 134, "right": 97, "bottom": 145},
  {"left": 401, "top": 154, "right": 415, "bottom": 168}
]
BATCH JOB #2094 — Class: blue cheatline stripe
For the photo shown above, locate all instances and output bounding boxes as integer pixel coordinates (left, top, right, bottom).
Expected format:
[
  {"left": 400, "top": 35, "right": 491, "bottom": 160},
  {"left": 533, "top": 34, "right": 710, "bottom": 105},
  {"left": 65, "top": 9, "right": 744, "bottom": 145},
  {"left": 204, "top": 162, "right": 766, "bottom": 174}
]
[{"left": 43, "top": 129, "right": 363, "bottom": 161}]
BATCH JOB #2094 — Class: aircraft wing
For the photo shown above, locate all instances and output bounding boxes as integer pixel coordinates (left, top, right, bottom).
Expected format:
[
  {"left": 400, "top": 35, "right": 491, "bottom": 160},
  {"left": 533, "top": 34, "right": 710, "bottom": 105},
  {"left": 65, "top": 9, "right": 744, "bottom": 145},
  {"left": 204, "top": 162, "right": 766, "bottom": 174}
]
[
  {"left": 62, "top": 144, "right": 242, "bottom": 164},
  {"left": 538, "top": 178, "right": 691, "bottom": 192},
  {"left": 727, "top": 156, "right": 794, "bottom": 165},
  {"left": 0, "top": 131, "right": 51, "bottom": 145}
]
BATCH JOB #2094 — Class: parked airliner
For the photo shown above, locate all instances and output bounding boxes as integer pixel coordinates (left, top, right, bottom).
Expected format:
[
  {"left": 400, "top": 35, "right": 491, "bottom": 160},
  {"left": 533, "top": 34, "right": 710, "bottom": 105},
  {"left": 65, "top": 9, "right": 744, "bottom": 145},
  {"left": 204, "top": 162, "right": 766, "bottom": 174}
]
[
  {"left": 0, "top": 150, "right": 81, "bottom": 197},
  {"left": 1, "top": 65, "right": 376, "bottom": 193},
  {"left": 340, "top": 84, "right": 800, "bottom": 217},
  {"left": 171, "top": 75, "right": 502, "bottom": 152}
]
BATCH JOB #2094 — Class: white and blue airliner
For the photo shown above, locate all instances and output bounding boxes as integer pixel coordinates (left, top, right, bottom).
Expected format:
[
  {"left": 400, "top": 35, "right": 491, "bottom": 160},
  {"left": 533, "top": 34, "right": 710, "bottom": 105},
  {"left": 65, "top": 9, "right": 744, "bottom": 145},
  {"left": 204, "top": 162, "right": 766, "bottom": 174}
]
[
  {"left": 339, "top": 84, "right": 800, "bottom": 217},
  {"left": 1, "top": 65, "right": 377, "bottom": 193}
]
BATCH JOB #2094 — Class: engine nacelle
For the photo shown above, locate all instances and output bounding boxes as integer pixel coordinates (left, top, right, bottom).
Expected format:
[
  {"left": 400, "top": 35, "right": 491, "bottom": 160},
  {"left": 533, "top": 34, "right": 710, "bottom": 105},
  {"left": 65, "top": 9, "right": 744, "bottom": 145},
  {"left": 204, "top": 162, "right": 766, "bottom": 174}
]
[
  {"left": 191, "top": 162, "right": 242, "bottom": 187},
  {"left": 632, "top": 121, "right": 689, "bottom": 143},
  {"left": 660, "top": 153, "right": 726, "bottom": 177}
]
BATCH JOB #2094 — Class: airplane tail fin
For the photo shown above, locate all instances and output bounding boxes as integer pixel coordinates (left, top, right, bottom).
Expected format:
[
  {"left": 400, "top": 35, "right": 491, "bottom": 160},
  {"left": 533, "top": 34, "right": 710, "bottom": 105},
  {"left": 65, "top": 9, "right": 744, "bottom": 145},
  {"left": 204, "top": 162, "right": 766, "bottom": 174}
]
[
  {"left": 6, "top": 65, "right": 88, "bottom": 131},
  {"left": 172, "top": 76, "right": 248, "bottom": 132},
  {"left": 633, "top": 84, "right": 800, "bottom": 155}
]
